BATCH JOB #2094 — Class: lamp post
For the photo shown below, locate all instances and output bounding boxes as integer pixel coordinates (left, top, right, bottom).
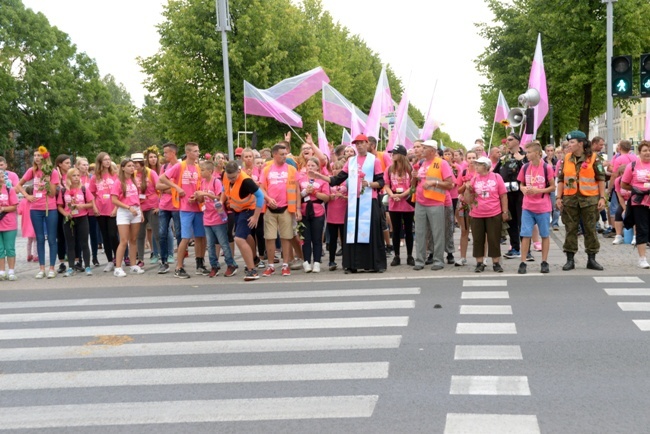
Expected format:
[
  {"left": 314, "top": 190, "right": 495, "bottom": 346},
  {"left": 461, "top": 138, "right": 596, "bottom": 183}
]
[
  {"left": 216, "top": 0, "right": 234, "bottom": 160},
  {"left": 603, "top": 0, "right": 617, "bottom": 162}
]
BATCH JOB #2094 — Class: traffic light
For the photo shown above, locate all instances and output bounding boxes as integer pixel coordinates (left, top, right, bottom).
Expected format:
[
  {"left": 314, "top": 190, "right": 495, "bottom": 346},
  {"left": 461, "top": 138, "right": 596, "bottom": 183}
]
[
  {"left": 641, "top": 53, "right": 650, "bottom": 97},
  {"left": 612, "top": 55, "right": 633, "bottom": 97}
]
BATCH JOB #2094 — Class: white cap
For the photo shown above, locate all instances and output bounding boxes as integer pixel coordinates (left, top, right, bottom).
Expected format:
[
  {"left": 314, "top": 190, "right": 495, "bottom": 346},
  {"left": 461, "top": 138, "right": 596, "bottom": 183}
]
[
  {"left": 475, "top": 156, "right": 492, "bottom": 166},
  {"left": 422, "top": 139, "right": 438, "bottom": 149}
]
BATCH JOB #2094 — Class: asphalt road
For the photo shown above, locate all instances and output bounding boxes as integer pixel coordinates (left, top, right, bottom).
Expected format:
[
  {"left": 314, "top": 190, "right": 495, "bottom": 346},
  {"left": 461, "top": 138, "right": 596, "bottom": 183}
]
[{"left": 2, "top": 274, "right": 650, "bottom": 433}]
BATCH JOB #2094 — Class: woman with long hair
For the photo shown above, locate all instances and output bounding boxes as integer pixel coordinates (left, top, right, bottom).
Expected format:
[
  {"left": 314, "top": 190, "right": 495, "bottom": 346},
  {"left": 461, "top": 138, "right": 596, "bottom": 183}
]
[
  {"left": 90, "top": 152, "right": 119, "bottom": 272},
  {"left": 455, "top": 151, "right": 478, "bottom": 266},
  {"left": 383, "top": 145, "right": 415, "bottom": 266},
  {"left": 296, "top": 134, "right": 327, "bottom": 172},
  {"left": 621, "top": 140, "right": 650, "bottom": 268},
  {"left": 15, "top": 149, "right": 61, "bottom": 278},
  {"left": 111, "top": 159, "right": 145, "bottom": 277},
  {"left": 54, "top": 154, "right": 71, "bottom": 273},
  {"left": 75, "top": 157, "right": 100, "bottom": 267},
  {"left": 132, "top": 153, "right": 160, "bottom": 268},
  {"left": 297, "top": 157, "right": 330, "bottom": 272}
]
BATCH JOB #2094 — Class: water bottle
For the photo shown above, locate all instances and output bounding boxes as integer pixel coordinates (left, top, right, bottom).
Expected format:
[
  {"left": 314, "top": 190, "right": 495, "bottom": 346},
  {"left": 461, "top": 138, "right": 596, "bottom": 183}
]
[{"left": 214, "top": 200, "right": 228, "bottom": 221}]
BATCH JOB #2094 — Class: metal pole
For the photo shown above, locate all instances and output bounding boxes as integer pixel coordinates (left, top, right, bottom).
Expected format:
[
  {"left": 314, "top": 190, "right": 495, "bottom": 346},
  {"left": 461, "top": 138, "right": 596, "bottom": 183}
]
[
  {"left": 216, "top": 0, "right": 234, "bottom": 160},
  {"left": 549, "top": 104, "right": 554, "bottom": 145},
  {"left": 604, "top": 0, "right": 616, "bottom": 161}
]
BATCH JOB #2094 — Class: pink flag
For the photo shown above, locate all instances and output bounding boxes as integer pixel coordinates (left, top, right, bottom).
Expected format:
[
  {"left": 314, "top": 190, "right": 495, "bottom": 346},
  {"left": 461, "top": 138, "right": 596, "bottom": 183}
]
[
  {"left": 521, "top": 34, "right": 549, "bottom": 144},
  {"left": 365, "top": 66, "right": 393, "bottom": 138},
  {"left": 341, "top": 129, "right": 352, "bottom": 147},
  {"left": 645, "top": 99, "right": 650, "bottom": 141},
  {"left": 322, "top": 83, "right": 368, "bottom": 129},
  {"left": 387, "top": 92, "right": 409, "bottom": 152},
  {"left": 494, "top": 90, "right": 511, "bottom": 123},
  {"left": 317, "top": 121, "right": 330, "bottom": 158},
  {"left": 420, "top": 93, "right": 441, "bottom": 140},
  {"left": 270, "top": 66, "right": 330, "bottom": 109},
  {"left": 243, "top": 81, "right": 303, "bottom": 127},
  {"left": 350, "top": 107, "right": 365, "bottom": 140}
]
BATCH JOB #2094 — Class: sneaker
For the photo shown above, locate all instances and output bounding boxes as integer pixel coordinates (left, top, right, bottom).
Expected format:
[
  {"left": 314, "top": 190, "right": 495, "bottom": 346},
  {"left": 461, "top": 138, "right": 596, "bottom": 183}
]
[
  {"left": 540, "top": 261, "right": 550, "bottom": 274},
  {"left": 518, "top": 262, "right": 527, "bottom": 274},
  {"left": 244, "top": 267, "right": 259, "bottom": 281},
  {"left": 158, "top": 263, "right": 170, "bottom": 274},
  {"left": 33, "top": 256, "right": 39, "bottom": 263},
  {"left": 257, "top": 260, "right": 266, "bottom": 269},
  {"left": 329, "top": 262, "right": 337, "bottom": 271},
  {"left": 47, "top": 270, "right": 56, "bottom": 279},
  {"left": 196, "top": 266, "right": 209, "bottom": 276},
  {"left": 92, "top": 257, "right": 100, "bottom": 267},
  {"left": 500, "top": 237, "right": 507, "bottom": 245},
  {"left": 386, "top": 245, "right": 394, "bottom": 255},
  {"left": 209, "top": 267, "right": 220, "bottom": 278},
  {"left": 632, "top": 236, "right": 637, "bottom": 246},
  {"left": 124, "top": 257, "right": 131, "bottom": 267},
  {"left": 526, "top": 252, "right": 535, "bottom": 262},
  {"left": 8, "top": 274, "right": 17, "bottom": 281},
  {"left": 85, "top": 267, "right": 93, "bottom": 276},
  {"left": 336, "top": 248, "right": 343, "bottom": 256},
  {"left": 130, "top": 265, "right": 145, "bottom": 275},
  {"left": 446, "top": 254, "right": 455, "bottom": 264},
  {"left": 638, "top": 258, "right": 650, "bottom": 269},
  {"left": 57, "top": 263, "right": 67, "bottom": 274},
  {"left": 35, "top": 270, "right": 45, "bottom": 279},
  {"left": 455, "top": 258, "right": 467, "bottom": 266},
  {"left": 0, "top": 274, "right": 6, "bottom": 281},
  {"left": 224, "top": 265, "right": 237, "bottom": 277},
  {"left": 263, "top": 267, "right": 275, "bottom": 277},
  {"left": 150, "top": 255, "right": 160, "bottom": 264},
  {"left": 474, "top": 263, "right": 486, "bottom": 273},
  {"left": 493, "top": 263, "right": 504, "bottom": 273},
  {"left": 552, "top": 225, "right": 560, "bottom": 232},
  {"left": 425, "top": 254, "right": 434, "bottom": 265},
  {"left": 290, "top": 259, "right": 303, "bottom": 270},
  {"left": 612, "top": 234, "right": 624, "bottom": 244},
  {"left": 136, "top": 261, "right": 145, "bottom": 268},
  {"left": 390, "top": 256, "right": 401, "bottom": 266},
  {"left": 303, "top": 261, "right": 312, "bottom": 273},
  {"left": 174, "top": 267, "right": 190, "bottom": 279},
  {"left": 74, "top": 262, "right": 85, "bottom": 272},
  {"left": 103, "top": 262, "right": 115, "bottom": 273},
  {"left": 27, "top": 255, "right": 33, "bottom": 262},
  {"left": 312, "top": 262, "right": 320, "bottom": 273},
  {"left": 533, "top": 242, "right": 542, "bottom": 252},
  {"left": 504, "top": 249, "right": 520, "bottom": 259},
  {"left": 113, "top": 268, "right": 127, "bottom": 277},
  {"left": 282, "top": 265, "right": 291, "bottom": 276},
  {"left": 64, "top": 269, "right": 75, "bottom": 277}
]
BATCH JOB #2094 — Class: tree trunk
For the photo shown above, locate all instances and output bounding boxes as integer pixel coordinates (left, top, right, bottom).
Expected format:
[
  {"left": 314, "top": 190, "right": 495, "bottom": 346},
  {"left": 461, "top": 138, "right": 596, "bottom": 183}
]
[{"left": 579, "top": 82, "right": 592, "bottom": 134}]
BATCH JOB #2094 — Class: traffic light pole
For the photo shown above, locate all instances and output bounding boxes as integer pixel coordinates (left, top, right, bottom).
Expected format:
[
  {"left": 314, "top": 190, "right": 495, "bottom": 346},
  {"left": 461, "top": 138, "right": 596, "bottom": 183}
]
[
  {"left": 216, "top": 0, "right": 234, "bottom": 160},
  {"left": 604, "top": 0, "right": 616, "bottom": 161}
]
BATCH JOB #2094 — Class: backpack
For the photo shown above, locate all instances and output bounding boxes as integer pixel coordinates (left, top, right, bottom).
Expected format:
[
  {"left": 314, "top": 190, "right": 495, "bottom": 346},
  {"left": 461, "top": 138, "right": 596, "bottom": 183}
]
[{"left": 522, "top": 162, "right": 550, "bottom": 198}]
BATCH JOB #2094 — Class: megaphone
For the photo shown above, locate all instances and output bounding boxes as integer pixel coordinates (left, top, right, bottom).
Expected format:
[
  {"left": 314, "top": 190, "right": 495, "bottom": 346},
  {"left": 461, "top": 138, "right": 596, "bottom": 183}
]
[
  {"left": 518, "top": 88, "right": 541, "bottom": 107},
  {"left": 507, "top": 107, "right": 526, "bottom": 127}
]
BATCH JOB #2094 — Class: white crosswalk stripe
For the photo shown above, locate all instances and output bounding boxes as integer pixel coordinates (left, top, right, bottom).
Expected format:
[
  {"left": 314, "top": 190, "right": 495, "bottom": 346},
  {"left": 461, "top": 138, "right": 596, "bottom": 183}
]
[
  {"left": 600, "top": 277, "right": 649, "bottom": 331},
  {"left": 0, "top": 287, "right": 418, "bottom": 429}
]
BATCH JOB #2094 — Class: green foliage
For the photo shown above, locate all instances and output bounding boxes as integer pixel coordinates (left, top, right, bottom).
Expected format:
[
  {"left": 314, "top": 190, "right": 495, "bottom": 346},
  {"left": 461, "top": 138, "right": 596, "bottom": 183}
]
[{"left": 477, "top": 0, "right": 650, "bottom": 145}]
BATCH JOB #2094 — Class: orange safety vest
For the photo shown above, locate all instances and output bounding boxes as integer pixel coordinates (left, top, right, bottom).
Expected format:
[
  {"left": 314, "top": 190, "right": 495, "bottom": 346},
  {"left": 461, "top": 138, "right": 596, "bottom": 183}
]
[
  {"left": 224, "top": 171, "right": 256, "bottom": 212},
  {"left": 423, "top": 157, "right": 446, "bottom": 202},
  {"left": 170, "top": 161, "right": 201, "bottom": 208},
  {"left": 562, "top": 153, "right": 598, "bottom": 196},
  {"left": 261, "top": 163, "right": 298, "bottom": 213}
]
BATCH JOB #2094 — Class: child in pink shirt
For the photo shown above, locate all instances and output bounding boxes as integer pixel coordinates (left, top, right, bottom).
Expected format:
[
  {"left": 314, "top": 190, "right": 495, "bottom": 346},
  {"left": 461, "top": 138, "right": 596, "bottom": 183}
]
[
  {"left": 326, "top": 160, "right": 347, "bottom": 270},
  {"left": 17, "top": 185, "right": 37, "bottom": 262}
]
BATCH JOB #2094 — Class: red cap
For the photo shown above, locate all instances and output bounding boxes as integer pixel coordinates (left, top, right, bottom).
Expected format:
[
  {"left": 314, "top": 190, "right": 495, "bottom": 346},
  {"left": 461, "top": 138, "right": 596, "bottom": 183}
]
[
  {"left": 235, "top": 147, "right": 244, "bottom": 156},
  {"left": 351, "top": 134, "right": 369, "bottom": 144}
]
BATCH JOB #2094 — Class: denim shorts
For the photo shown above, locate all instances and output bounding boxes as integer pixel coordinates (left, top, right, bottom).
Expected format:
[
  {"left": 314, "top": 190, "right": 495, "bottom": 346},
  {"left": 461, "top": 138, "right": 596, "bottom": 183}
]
[
  {"left": 180, "top": 211, "right": 205, "bottom": 239},
  {"left": 520, "top": 210, "right": 550, "bottom": 238},
  {"left": 234, "top": 209, "right": 255, "bottom": 239}
]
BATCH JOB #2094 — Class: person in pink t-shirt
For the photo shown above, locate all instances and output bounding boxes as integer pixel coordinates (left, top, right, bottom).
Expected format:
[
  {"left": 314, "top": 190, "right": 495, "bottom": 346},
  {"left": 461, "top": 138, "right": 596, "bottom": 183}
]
[
  {"left": 297, "top": 158, "right": 330, "bottom": 273},
  {"left": 0, "top": 170, "right": 19, "bottom": 280},
  {"left": 57, "top": 168, "right": 95, "bottom": 276},
  {"left": 325, "top": 160, "right": 347, "bottom": 271},
  {"left": 516, "top": 142, "right": 556, "bottom": 274},
  {"left": 456, "top": 151, "right": 478, "bottom": 267},
  {"left": 621, "top": 140, "right": 650, "bottom": 268},
  {"left": 17, "top": 185, "right": 37, "bottom": 262},
  {"left": 132, "top": 153, "right": 160, "bottom": 269},
  {"left": 90, "top": 152, "right": 120, "bottom": 271}
]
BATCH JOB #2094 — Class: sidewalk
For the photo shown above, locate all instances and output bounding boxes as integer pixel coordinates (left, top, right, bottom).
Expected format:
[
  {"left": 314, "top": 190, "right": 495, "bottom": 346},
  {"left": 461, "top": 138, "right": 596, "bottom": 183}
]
[{"left": 3, "top": 217, "right": 647, "bottom": 289}]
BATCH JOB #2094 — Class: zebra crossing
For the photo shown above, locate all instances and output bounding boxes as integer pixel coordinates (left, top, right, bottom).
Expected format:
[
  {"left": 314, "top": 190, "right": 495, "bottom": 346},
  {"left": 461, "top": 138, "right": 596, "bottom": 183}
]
[
  {"left": 0, "top": 286, "right": 419, "bottom": 430},
  {"left": 444, "top": 278, "right": 540, "bottom": 434},
  {"left": 598, "top": 275, "right": 649, "bottom": 330}
]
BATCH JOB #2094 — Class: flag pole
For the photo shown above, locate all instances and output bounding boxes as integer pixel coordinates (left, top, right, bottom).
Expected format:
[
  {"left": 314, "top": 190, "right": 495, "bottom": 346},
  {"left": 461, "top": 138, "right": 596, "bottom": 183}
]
[{"left": 488, "top": 121, "right": 496, "bottom": 152}]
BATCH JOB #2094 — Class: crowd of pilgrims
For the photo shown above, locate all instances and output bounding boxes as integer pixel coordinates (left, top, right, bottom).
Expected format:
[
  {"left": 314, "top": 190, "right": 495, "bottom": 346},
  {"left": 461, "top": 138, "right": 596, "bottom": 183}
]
[{"left": 0, "top": 132, "right": 649, "bottom": 282}]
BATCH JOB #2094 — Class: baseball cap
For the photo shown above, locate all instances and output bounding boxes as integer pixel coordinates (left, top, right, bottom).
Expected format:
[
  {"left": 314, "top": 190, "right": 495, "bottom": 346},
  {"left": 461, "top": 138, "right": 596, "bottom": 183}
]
[
  {"left": 388, "top": 144, "right": 407, "bottom": 156},
  {"left": 235, "top": 147, "right": 244, "bottom": 156},
  {"left": 422, "top": 139, "right": 438, "bottom": 149},
  {"left": 351, "top": 134, "right": 369, "bottom": 144},
  {"left": 475, "top": 156, "right": 492, "bottom": 166}
]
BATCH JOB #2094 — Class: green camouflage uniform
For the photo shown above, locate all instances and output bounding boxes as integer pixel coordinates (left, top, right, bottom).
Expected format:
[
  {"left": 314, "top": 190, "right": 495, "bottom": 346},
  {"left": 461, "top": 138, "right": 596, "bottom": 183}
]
[{"left": 557, "top": 153, "right": 606, "bottom": 254}]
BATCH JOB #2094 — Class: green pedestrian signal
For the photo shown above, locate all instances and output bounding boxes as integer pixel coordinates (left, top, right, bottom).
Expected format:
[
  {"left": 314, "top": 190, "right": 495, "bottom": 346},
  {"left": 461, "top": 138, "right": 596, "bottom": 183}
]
[
  {"left": 612, "top": 55, "right": 633, "bottom": 97},
  {"left": 640, "top": 53, "right": 650, "bottom": 97}
]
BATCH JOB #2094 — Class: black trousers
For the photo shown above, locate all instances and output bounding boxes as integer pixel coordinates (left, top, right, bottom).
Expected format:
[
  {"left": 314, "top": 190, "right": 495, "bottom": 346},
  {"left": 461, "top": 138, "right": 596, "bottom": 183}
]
[
  {"left": 506, "top": 190, "right": 523, "bottom": 251},
  {"left": 389, "top": 211, "right": 414, "bottom": 258},
  {"left": 63, "top": 216, "right": 90, "bottom": 268},
  {"left": 96, "top": 215, "right": 119, "bottom": 262}
]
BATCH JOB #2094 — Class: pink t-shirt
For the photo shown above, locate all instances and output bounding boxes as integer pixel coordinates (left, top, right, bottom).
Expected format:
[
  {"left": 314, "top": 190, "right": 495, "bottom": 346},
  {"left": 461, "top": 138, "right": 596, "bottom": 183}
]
[
  {"left": 614, "top": 176, "right": 631, "bottom": 201},
  {"left": 57, "top": 187, "right": 94, "bottom": 218},
  {"left": 415, "top": 158, "right": 453, "bottom": 207},
  {"left": 243, "top": 166, "right": 260, "bottom": 183},
  {"left": 612, "top": 153, "right": 637, "bottom": 177},
  {"left": 0, "top": 186, "right": 19, "bottom": 231},
  {"left": 165, "top": 162, "right": 202, "bottom": 212},
  {"left": 456, "top": 168, "right": 477, "bottom": 204},
  {"left": 327, "top": 184, "right": 347, "bottom": 224},
  {"left": 80, "top": 175, "right": 92, "bottom": 190},
  {"left": 297, "top": 173, "right": 330, "bottom": 218},
  {"left": 384, "top": 170, "right": 414, "bottom": 212},
  {"left": 159, "top": 162, "right": 179, "bottom": 211},
  {"left": 110, "top": 179, "right": 140, "bottom": 207},
  {"left": 17, "top": 199, "right": 35, "bottom": 238},
  {"left": 20, "top": 167, "right": 61, "bottom": 211},
  {"left": 260, "top": 163, "right": 291, "bottom": 207},
  {"left": 517, "top": 162, "right": 554, "bottom": 213},
  {"left": 5, "top": 170, "right": 19, "bottom": 188},
  {"left": 342, "top": 155, "right": 383, "bottom": 199},
  {"left": 470, "top": 172, "right": 507, "bottom": 218},
  {"left": 135, "top": 169, "right": 160, "bottom": 211},
  {"left": 621, "top": 160, "right": 650, "bottom": 207},
  {"left": 90, "top": 173, "right": 118, "bottom": 216},
  {"left": 202, "top": 176, "right": 227, "bottom": 226}
]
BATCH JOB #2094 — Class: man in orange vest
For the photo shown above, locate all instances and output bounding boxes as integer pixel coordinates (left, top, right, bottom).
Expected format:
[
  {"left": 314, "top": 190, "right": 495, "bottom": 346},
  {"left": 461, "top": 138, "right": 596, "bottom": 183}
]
[{"left": 556, "top": 130, "right": 607, "bottom": 270}]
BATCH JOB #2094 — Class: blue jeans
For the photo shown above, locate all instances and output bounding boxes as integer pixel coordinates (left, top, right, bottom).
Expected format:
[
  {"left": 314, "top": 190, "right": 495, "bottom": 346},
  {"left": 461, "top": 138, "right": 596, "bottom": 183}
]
[
  {"left": 301, "top": 214, "right": 325, "bottom": 263},
  {"left": 205, "top": 224, "right": 236, "bottom": 269},
  {"left": 158, "top": 209, "right": 181, "bottom": 264},
  {"left": 30, "top": 209, "right": 58, "bottom": 266},
  {"left": 550, "top": 191, "right": 560, "bottom": 228}
]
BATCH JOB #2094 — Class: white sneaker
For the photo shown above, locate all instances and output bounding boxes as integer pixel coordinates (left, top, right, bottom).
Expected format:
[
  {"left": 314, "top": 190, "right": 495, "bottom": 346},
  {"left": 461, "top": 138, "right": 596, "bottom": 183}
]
[
  {"left": 632, "top": 236, "right": 637, "bottom": 246},
  {"left": 8, "top": 274, "right": 17, "bottom": 281},
  {"left": 113, "top": 267, "right": 127, "bottom": 277},
  {"left": 455, "top": 258, "right": 467, "bottom": 266},
  {"left": 612, "top": 235, "right": 624, "bottom": 245},
  {"left": 104, "top": 262, "right": 115, "bottom": 272},
  {"left": 639, "top": 258, "right": 650, "bottom": 269},
  {"left": 312, "top": 262, "right": 321, "bottom": 273},
  {"left": 303, "top": 261, "right": 312, "bottom": 273},
  {"left": 35, "top": 270, "right": 45, "bottom": 279},
  {"left": 130, "top": 265, "right": 145, "bottom": 275}
]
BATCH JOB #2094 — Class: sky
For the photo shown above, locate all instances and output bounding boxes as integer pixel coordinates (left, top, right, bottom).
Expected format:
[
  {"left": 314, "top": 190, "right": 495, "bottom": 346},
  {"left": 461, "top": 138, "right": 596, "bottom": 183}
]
[{"left": 21, "top": 0, "right": 496, "bottom": 148}]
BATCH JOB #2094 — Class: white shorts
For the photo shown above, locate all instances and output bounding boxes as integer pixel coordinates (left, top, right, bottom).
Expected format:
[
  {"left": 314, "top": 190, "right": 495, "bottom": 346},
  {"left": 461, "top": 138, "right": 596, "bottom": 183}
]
[{"left": 116, "top": 206, "right": 143, "bottom": 225}]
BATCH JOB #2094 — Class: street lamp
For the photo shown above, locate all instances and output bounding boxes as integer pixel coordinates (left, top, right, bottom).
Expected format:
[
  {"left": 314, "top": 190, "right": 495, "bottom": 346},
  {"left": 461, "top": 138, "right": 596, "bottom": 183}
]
[{"left": 216, "top": 0, "right": 234, "bottom": 160}]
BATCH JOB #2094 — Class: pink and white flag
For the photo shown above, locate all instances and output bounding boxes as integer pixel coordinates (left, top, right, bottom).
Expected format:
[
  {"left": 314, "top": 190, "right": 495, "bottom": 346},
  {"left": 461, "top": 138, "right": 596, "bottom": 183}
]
[
  {"left": 494, "top": 90, "right": 511, "bottom": 124},
  {"left": 243, "top": 81, "right": 303, "bottom": 127},
  {"left": 521, "top": 33, "right": 549, "bottom": 144},
  {"left": 420, "top": 93, "right": 441, "bottom": 140},
  {"left": 317, "top": 121, "right": 330, "bottom": 158},
  {"left": 645, "top": 99, "right": 650, "bottom": 141},
  {"left": 387, "top": 92, "right": 409, "bottom": 152},
  {"left": 269, "top": 66, "right": 330, "bottom": 109},
  {"left": 365, "top": 66, "right": 393, "bottom": 138},
  {"left": 341, "top": 129, "right": 352, "bottom": 147},
  {"left": 322, "top": 83, "right": 368, "bottom": 129},
  {"left": 350, "top": 107, "right": 365, "bottom": 140}
]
